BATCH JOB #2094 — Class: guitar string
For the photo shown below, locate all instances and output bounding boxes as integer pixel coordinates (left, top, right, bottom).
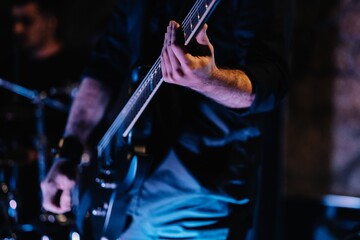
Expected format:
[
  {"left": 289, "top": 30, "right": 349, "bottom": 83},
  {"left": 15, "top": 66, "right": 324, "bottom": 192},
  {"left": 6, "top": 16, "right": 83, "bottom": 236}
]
[
  {"left": 98, "top": 58, "right": 161, "bottom": 152},
  {"left": 98, "top": 0, "right": 208, "bottom": 152},
  {"left": 183, "top": 0, "right": 215, "bottom": 44},
  {"left": 98, "top": 0, "right": 212, "bottom": 153},
  {"left": 182, "top": 0, "right": 212, "bottom": 36},
  {"left": 98, "top": 0, "right": 207, "bottom": 152},
  {"left": 182, "top": 0, "right": 203, "bottom": 27}
]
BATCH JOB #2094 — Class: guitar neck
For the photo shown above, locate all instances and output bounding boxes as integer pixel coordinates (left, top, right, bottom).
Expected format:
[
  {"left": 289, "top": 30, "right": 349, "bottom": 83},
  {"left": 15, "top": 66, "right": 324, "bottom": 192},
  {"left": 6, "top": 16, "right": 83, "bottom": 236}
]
[{"left": 97, "top": 0, "right": 221, "bottom": 156}]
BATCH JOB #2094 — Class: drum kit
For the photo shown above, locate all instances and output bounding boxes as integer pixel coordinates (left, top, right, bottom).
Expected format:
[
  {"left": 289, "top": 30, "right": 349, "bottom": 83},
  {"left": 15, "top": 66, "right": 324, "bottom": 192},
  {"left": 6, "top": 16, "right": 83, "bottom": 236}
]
[{"left": 0, "top": 78, "right": 78, "bottom": 239}]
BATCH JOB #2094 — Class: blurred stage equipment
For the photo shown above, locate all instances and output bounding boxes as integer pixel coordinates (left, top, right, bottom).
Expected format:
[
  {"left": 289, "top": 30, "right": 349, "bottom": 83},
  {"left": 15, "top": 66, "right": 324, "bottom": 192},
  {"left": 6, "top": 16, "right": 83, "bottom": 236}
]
[
  {"left": 0, "top": 78, "right": 75, "bottom": 239},
  {"left": 0, "top": 78, "right": 69, "bottom": 180},
  {"left": 318, "top": 195, "right": 360, "bottom": 240}
]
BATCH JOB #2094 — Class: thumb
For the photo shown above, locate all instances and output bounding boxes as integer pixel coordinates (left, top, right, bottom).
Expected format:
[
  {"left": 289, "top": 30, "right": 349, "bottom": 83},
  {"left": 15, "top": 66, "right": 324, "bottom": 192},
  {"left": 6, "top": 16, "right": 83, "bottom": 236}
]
[{"left": 196, "top": 24, "right": 209, "bottom": 45}]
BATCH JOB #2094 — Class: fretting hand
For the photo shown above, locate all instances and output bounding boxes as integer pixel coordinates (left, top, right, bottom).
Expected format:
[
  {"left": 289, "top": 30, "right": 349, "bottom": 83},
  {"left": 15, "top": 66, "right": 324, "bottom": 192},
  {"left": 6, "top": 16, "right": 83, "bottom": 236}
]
[
  {"left": 161, "top": 20, "right": 216, "bottom": 92},
  {"left": 160, "top": 20, "right": 254, "bottom": 109}
]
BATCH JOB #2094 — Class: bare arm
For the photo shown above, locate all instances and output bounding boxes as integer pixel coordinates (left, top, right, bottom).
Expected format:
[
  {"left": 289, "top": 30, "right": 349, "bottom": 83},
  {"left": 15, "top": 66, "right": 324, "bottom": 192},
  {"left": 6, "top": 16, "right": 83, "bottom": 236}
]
[
  {"left": 64, "top": 77, "right": 112, "bottom": 144},
  {"left": 41, "top": 77, "right": 112, "bottom": 214},
  {"left": 161, "top": 21, "right": 255, "bottom": 109}
]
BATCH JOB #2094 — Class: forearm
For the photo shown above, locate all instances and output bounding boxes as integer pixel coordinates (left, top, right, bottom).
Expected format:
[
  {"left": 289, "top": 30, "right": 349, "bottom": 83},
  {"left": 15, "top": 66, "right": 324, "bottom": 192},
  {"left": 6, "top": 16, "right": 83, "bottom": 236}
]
[
  {"left": 42, "top": 77, "right": 111, "bottom": 213},
  {"left": 64, "top": 77, "right": 111, "bottom": 145},
  {"left": 162, "top": 21, "right": 255, "bottom": 109},
  {"left": 193, "top": 67, "right": 255, "bottom": 109}
]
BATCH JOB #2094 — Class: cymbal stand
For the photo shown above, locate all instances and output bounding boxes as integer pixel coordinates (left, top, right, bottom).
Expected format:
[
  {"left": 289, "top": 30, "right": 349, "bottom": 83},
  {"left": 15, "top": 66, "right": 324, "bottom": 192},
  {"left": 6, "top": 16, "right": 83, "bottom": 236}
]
[
  {"left": 0, "top": 78, "right": 69, "bottom": 185},
  {"left": 0, "top": 171, "right": 17, "bottom": 238},
  {"left": 34, "top": 100, "right": 47, "bottom": 182}
]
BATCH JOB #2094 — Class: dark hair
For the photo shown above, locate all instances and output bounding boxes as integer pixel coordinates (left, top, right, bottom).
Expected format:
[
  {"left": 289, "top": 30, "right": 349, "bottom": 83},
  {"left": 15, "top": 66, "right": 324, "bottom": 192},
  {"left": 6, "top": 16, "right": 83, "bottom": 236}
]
[
  {"left": 12, "top": 0, "right": 68, "bottom": 41},
  {"left": 13, "top": 0, "right": 65, "bottom": 17}
]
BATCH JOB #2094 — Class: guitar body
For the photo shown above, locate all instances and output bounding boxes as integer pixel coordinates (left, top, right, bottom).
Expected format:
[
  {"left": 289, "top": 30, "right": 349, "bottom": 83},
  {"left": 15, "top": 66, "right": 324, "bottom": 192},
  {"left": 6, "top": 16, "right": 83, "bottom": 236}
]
[
  {"left": 74, "top": 68, "right": 154, "bottom": 240},
  {"left": 75, "top": 155, "right": 138, "bottom": 240},
  {"left": 74, "top": 0, "right": 221, "bottom": 238}
]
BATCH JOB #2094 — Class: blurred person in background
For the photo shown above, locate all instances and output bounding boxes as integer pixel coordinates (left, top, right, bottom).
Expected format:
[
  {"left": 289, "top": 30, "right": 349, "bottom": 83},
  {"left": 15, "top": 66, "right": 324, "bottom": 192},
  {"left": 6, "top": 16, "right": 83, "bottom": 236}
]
[{"left": 0, "top": 0, "right": 87, "bottom": 231}]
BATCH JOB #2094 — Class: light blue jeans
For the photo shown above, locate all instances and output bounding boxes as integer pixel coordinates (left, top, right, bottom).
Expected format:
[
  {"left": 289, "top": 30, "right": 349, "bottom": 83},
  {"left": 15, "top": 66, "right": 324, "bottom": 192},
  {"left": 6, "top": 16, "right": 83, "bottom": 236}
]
[{"left": 118, "top": 150, "right": 249, "bottom": 240}]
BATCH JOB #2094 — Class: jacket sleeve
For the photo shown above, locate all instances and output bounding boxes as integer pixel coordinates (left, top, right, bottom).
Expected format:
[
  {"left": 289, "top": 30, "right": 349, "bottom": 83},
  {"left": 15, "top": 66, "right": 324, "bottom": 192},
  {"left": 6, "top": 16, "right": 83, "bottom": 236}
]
[
  {"left": 81, "top": 0, "right": 132, "bottom": 88},
  {"left": 236, "top": 0, "right": 294, "bottom": 114}
]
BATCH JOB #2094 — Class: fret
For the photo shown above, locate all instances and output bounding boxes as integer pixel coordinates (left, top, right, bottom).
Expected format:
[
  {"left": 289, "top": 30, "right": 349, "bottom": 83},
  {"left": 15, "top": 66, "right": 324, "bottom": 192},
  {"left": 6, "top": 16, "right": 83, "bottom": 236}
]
[{"left": 182, "top": 0, "right": 217, "bottom": 44}]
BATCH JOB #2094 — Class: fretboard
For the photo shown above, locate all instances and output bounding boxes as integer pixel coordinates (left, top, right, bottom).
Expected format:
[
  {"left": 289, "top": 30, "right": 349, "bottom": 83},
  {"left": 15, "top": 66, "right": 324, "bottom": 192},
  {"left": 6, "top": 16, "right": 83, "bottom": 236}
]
[{"left": 97, "top": 0, "right": 221, "bottom": 156}]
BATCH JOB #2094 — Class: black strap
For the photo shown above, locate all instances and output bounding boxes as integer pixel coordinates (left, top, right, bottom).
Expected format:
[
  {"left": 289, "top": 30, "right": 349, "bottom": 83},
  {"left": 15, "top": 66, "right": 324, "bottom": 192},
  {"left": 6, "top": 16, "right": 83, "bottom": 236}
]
[{"left": 56, "top": 136, "right": 84, "bottom": 164}]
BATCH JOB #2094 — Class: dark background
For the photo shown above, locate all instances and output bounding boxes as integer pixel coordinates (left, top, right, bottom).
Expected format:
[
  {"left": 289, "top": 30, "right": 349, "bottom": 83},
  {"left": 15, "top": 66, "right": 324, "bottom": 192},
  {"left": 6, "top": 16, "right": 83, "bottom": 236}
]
[{"left": 0, "top": 0, "right": 359, "bottom": 239}]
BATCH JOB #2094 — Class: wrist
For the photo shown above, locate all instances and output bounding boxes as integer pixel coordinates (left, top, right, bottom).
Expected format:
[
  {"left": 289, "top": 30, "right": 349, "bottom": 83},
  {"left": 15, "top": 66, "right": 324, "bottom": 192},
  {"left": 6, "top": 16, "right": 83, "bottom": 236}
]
[{"left": 55, "top": 136, "right": 84, "bottom": 164}]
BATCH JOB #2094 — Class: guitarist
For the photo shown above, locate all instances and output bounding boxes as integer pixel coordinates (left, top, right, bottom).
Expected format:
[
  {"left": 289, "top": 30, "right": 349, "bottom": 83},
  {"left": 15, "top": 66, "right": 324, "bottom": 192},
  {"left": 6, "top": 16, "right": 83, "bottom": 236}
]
[{"left": 41, "top": 0, "right": 293, "bottom": 239}]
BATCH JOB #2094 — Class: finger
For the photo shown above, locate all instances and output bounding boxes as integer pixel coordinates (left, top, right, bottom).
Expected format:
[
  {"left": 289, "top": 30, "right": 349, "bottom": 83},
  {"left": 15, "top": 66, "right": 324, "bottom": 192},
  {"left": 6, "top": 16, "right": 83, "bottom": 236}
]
[
  {"left": 161, "top": 51, "right": 169, "bottom": 80},
  {"left": 41, "top": 180, "right": 57, "bottom": 204},
  {"left": 60, "top": 189, "right": 72, "bottom": 212},
  {"left": 168, "top": 21, "right": 183, "bottom": 78},
  {"left": 161, "top": 41, "right": 170, "bottom": 79},
  {"left": 195, "top": 24, "right": 209, "bottom": 45},
  {"left": 41, "top": 180, "right": 62, "bottom": 213},
  {"left": 163, "top": 24, "right": 169, "bottom": 46},
  {"left": 161, "top": 25, "right": 172, "bottom": 80},
  {"left": 42, "top": 187, "right": 65, "bottom": 214},
  {"left": 169, "top": 22, "right": 191, "bottom": 72},
  {"left": 41, "top": 179, "right": 57, "bottom": 196},
  {"left": 42, "top": 201, "right": 64, "bottom": 214},
  {"left": 41, "top": 175, "right": 75, "bottom": 214},
  {"left": 54, "top": 174, "right": 76, "bottom": 190}
]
